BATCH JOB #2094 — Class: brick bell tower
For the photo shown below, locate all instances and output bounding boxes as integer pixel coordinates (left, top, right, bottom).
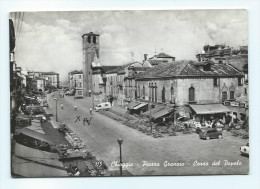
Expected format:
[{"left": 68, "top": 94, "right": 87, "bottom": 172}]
[{"left": 82, "top": 32, "right": 100, "bottom": 97}]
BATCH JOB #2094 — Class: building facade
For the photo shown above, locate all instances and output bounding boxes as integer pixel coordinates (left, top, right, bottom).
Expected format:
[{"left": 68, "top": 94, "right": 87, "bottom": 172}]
[
  {"left": 136, "top": 60, "right": 245, "bottom": 121},
  {"left": 28, "top": 71, "right": 60, "bottom": 89},
  {"left": 68, "top": 70, "right": 83, "bottom": 96}
]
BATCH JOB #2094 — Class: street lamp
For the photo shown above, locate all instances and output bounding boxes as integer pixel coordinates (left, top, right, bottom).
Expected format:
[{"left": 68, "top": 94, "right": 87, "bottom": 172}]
[
  {"left": 117, "top": 138, "right": 123, "bottom": 176},
  {"left": 54, "top": 97, "right": 58, "bottom": 122}
]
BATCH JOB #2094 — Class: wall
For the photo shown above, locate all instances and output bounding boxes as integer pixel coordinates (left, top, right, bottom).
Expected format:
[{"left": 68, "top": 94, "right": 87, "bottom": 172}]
[
  {"left": 226, "top": 55, "right": 248, "bottom": 72},
  {"left": 36, "top": 79, "right": 44, "bottom": 92},
  {"left": 137, "top": 76, "right": 244, "bottom": 106},
  {"left": 105, "top": 73, "right": 117, "bottom": 96}
]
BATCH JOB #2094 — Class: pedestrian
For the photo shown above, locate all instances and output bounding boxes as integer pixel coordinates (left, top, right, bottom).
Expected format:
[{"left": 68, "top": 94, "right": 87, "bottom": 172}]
[
  {"left": 75, "top": 115, "right": 80, "bottom": 123},
  {"left": 83, "top": 117, "right": 88, "bottom": 126},
  {"left": 47, "top": 104, "right": 49, "bottom": 109},
  {"left": 74, "top": 105, "right": 77, "bottom": 111},
  {"left": 88, "top": 116, "right": 92, "bottom": 125},
  {"left": 61, "top": 104, "right": 64, "bottom": 110},
  {"left": 89, "top": 107, "right": 92, "bottom": 115}
]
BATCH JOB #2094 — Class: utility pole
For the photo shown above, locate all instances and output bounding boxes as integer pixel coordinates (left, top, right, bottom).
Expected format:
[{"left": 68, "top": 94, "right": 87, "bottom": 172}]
[
  {"left": 92, "top": 94, "right": 94, "bottom": 109},
  {"left": 54, "top": 98, "right": 58, "bottom": 122},
  {"left": 149, "top": 101, "right": 153, "bottom": 134}
]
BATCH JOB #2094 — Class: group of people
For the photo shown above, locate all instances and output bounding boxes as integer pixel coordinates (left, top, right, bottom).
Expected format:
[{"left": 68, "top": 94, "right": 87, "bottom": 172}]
[
  {"left": 55, "top": 92, "right": 94, "bottom": 127},
  {"left": 75, "top": 115, "right": 93, "bottom": 126}
]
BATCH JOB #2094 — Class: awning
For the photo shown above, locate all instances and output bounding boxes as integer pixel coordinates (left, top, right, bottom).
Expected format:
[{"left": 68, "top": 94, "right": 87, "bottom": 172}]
[
  {"left": 14, "top": 143, "right": 62, "bottom": 167},
  {"left": 16, "top": 127, "right": 54, "bottom": 145},
  {"left": 12, "top": 156, "right": 68, "bottom": 177},
  {"left": 12, "top": 143, "right": 67, "bottom": 177},
  {"left": 26, "top": 125, "right": 45, "bottom": 134},
  {"left": 189, "top": 104, "right": 231, "bottom": 115},
  {"left": 143, "top": 105, "right": 165, "bottom": 116},
  {"left": 126, "top": 102, "right": 141, "bottom": 109},
  {"left": 132, "top": 103, "right": 148, "bottom": 110},
  {"left": 152, "top": 107, "right": 174, "bottom": 120}
]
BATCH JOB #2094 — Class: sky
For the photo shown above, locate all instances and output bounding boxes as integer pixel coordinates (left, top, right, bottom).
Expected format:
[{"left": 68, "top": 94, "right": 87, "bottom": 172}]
[{"left": 10, "top": 10, "right": 248, "bottom": 82}]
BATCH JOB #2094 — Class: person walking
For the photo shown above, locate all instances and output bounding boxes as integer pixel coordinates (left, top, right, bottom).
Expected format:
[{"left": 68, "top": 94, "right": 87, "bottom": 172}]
[
  {"left": 61, "top": 104, "right": 64, "bottom": 110},
  {"left": 88, "top": 116, "right": 92, "bottom": 125},
  {"left": 74, "top": 105, "right": 77, "bottom": 111},
  {"left": 75, "top": 115, "right": 81, "bottom": 123},
  {"left": 83, "top": 117, "right": 88, "bottom": 126},
  {"left": 89, "top": 107, "right": 93, "bottom": 115}
]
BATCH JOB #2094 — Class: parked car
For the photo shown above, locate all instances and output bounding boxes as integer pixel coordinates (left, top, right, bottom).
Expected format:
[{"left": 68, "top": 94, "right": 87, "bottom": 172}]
[
  {"left": 199, "top": 128, "right": 223, "bottom": 140},
  {"left": 35, "top": 114, "right": 47, "bottom": 122},
  {"left": 94, "top": 102, "right": 111, "bottom": 111},
  {"left": 240, "top": 143, "right": 249, "bottom": 157},
  {"left": 65, "top": 91, "right": 71, "bottom": 96}
]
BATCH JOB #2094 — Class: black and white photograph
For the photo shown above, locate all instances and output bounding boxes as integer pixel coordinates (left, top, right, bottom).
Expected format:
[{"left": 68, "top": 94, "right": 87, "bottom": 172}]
[{"left": 9, "top": 10, "right": 250, "bottom": 177}]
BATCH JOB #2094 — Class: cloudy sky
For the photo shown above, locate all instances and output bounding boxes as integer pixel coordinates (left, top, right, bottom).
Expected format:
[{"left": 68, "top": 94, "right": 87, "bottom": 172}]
[{"left": 10, "top": 10, "right": 248, "bottom": 81}]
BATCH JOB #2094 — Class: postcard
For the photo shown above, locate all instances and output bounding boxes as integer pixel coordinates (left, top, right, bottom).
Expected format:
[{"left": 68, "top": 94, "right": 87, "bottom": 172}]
[{"left": 9, "top": 10, "right": 249, "bottom": 177}]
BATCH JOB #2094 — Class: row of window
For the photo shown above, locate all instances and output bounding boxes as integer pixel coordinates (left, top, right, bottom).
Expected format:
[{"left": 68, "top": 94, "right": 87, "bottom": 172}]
[
  {"left": 135, "top": 84, "right": 236, "bottom": 103},
  {"left": 213, "top": 77, "right": 243, "bottom": 87}
]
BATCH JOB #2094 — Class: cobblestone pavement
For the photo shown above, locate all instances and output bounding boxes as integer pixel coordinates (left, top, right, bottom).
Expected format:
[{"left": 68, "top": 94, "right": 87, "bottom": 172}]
[{"left": 46, "top": 92, "right": 249, "bottom": 176}]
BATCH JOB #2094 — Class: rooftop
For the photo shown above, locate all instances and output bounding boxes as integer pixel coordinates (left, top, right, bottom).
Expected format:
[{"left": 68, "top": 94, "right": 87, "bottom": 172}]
[
  {"left": 30, "top": 71, "right": 59, "bottom": 75},
  {"left": 69, "top": 70, "right": 83, "bottom": 75},
  {"left": 82, "top": 32, "right": 100, "bottom": 37},
  {"left": 147, "top": 59, "right": 169, "bottom": 66},
  {"left": 106, "top": 62, "right": 142, "bottom": 74},
  {"left": 136, "top": 60, "right": 244, "bottom": 79},
  {"left": 156, "top": 52, "right": 175, "bottom": 58}
]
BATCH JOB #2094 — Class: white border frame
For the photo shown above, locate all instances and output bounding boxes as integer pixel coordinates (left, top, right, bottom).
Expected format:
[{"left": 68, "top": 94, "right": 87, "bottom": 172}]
[{"left": 1, "top": 1, "right": 259, "bottom": 189}]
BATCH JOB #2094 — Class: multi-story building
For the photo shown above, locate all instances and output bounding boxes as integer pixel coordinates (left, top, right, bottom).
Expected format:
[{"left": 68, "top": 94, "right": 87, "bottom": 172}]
[
  {"left": 136, "top": 60, "right": 245, "bottom": 122},
  {"left": 105, "top": 62, "right": 144, "bottom": 105},
  {"left": 36, "top": 77, "right": 45, "bottom": 92},
  {"left": 68, "top": 70, "right": 83, "bottom": 96},
  {"left": 196, "top": 44, "right": 233, "bottom": 63},
  {"left": 27, "top": 71, "right": 60, "bottom": 89}
]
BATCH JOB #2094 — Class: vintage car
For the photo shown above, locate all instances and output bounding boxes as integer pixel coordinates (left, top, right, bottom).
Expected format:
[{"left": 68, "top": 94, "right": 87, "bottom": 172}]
[
  {"left": 199, "top": 128, "right": 223, "bottom": 140},
  {"left": 94, "top": 102, "right": 111, "bottom": 111},
  {"left": 240, "top": 143, "right": 249, "bottom": 157},
  {"left": 35, "top": 114, "right": 47, "bottom": 122}
]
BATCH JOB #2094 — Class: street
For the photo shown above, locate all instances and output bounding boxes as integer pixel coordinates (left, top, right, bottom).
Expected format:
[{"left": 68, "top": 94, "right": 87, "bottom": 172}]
[{"left": 45, "top": 92, "right": 249, "bottom": 176}]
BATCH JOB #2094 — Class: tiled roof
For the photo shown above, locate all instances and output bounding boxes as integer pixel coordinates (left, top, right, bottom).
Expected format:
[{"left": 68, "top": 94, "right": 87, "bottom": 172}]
[
  {"left": 101, "top": 66, "right": 120, "bottom": 73},
  {"left": 136, "top": 60, "right": 244, "bottom": 79},
  {"left": 106, "top": 66, "right": 126, "bottom": 74},
  {"left": 191, "top": 60, "right": 214, "bottom": 66},
  {"left": 134, "top": 67, "right": 150, "bottom": 71},
  {"left": 105, "top": 62, "right": 141, "bottom": 74}
]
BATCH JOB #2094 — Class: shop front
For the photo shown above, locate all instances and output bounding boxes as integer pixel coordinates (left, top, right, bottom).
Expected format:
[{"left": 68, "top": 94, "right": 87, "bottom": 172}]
[{"left": 189, "top": 104, "right": 231, "bottom": 125}]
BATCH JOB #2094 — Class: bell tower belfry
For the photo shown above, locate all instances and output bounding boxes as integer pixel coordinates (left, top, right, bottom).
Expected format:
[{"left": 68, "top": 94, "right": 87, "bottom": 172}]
[{"left": 82, "top": 32, "right": 99, "bottom": 97}]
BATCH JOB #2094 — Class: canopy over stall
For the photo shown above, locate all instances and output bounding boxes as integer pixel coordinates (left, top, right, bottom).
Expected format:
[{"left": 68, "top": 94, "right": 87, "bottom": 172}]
[
  {"left": 189, "top": 104, "right": 231, "bottom": 115},
  {"left": 132, "top": 103, "right": 148, "bottom": 110},
  {"left": 126, "top": 102, "right": 141, "bottom": 109},
  {"left": 16, "top": 127, "right": 54, "bottom": 145},
  {"left": 152, "top": 107, "right": 174, "bottom": 120},
  {"left": 12, "top": 143, "right": 67, "bottom": 177}
]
